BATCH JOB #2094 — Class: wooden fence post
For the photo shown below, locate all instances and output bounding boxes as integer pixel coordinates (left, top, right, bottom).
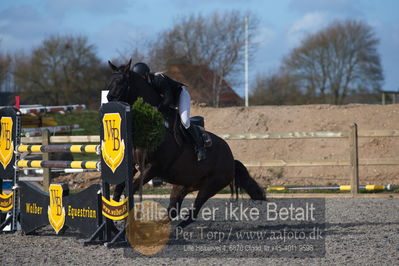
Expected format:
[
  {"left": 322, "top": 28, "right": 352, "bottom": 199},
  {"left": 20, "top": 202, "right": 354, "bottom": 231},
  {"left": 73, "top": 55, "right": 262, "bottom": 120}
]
[
  {"left": 42, "top": 129, "right": 51, "bottom": 192},
  {"left": 350, "top": 123, "right": 359, "bottom": 195}
]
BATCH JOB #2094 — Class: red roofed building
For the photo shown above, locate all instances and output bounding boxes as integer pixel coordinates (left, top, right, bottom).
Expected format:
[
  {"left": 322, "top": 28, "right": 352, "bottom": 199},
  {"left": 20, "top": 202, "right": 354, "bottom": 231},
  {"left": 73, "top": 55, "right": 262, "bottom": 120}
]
[{"left": 165, "top": 64, "right": 243, "bottom": 107}]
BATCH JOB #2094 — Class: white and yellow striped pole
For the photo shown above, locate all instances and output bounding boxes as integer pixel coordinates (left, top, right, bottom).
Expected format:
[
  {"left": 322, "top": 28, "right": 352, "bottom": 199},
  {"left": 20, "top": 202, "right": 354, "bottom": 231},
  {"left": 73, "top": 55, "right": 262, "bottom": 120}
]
[
  {"left": 266, "top": 185, "right": 390, "bottom": 192},
  {"left": 17, "top": 160, "right": 100, "bottom": 170},
  {"left": 17, "top": 144, "right": 100, "bottom": 154}
]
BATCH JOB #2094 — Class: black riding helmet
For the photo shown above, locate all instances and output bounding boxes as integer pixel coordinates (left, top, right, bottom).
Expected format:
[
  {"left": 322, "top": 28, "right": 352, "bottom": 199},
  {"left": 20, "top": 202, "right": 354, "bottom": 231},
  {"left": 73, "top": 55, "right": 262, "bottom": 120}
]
[{"left": 132, "top": 62, "right": 150, "bottom": 78}]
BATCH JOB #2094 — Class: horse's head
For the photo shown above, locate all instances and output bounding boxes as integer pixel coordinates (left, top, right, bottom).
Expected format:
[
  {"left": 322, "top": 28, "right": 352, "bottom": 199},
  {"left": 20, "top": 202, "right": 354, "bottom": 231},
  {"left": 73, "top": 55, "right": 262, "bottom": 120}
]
[
  {"left": 106, "top": 59, "right": 162, "bottom": 107},
  {"left": 106, "top": 59, "right": 138, "bottom": 105}
]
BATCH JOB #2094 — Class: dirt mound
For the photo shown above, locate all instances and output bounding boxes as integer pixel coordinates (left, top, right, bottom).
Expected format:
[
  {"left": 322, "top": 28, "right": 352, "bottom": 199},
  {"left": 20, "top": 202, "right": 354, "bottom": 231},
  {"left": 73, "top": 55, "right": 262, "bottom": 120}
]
[
  {"left": 56, "top": 103, "right": 399, "bottom": 188},
  {"left": 191, "top": 103, "right": 399, "bottom": 186},
  {"left": 53, "top": 172, "right": 101, "bottom": 189}
]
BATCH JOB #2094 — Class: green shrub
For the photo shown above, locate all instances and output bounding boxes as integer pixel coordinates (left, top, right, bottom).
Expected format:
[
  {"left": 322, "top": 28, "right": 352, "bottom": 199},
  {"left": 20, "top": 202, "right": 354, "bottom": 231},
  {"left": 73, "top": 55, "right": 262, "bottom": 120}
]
[{"left": 132, "top": 98, "right": 165, "bottom": 151}]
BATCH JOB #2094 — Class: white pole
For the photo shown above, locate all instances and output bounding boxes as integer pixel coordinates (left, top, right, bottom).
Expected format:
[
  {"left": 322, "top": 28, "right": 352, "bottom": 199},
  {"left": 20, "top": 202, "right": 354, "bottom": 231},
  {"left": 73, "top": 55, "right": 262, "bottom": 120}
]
[
  {"left": 244, "top": 16, "right": 249, "bottom": 107},
  {"left": 101, "top": 90, "right": 109, "bottom": 104}
]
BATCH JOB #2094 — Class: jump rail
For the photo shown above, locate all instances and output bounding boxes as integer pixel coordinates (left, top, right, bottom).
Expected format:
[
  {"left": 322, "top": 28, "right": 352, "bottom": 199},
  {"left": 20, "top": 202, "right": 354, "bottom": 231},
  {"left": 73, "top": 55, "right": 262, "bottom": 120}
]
[
  {"left": 17, "top": 144, "right": 100, "bottom": 154},
  {"left": 18, "top": 127, "right": 399, "bottom": 195},
  {"left": 0, "top": 102, "right": 134, "bottom": 247},
  {"left": 16, "top": 160, "right": 100, "bottom": 170}
]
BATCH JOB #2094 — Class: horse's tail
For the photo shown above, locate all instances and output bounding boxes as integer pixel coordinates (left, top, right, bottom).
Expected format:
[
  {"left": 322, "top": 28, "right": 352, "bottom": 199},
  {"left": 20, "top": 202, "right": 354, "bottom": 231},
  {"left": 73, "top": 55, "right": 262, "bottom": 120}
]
[{"left": 234, "top": 160, "right": 266, "bottom": 200}]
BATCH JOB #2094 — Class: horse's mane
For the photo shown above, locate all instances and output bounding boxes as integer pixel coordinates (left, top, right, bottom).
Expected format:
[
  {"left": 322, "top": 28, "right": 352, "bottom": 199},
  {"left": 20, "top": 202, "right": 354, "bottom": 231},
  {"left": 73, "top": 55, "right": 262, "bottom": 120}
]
[{"left": 128, "top": 70, "right": 162, "bottom": 108}]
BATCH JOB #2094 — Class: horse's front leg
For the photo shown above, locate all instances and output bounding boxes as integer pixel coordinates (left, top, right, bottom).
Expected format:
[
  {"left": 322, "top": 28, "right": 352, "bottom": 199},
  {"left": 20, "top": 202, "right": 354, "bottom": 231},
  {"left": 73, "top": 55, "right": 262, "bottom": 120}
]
[
  {"left": 112, "top": 167, "right": 138, "bottom": 201},
  {"left": 167, "top": 185, "right": 190, "bottom": 220},
  {"left": 132, "top": 164, "right": 159, "bottom": 194}
]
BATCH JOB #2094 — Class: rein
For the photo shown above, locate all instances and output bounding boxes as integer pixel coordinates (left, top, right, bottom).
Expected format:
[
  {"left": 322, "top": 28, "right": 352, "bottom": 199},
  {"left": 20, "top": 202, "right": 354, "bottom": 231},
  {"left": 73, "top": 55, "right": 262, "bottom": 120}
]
[{"left": 172, "top": 110, "right": 182, "bottom": 147}]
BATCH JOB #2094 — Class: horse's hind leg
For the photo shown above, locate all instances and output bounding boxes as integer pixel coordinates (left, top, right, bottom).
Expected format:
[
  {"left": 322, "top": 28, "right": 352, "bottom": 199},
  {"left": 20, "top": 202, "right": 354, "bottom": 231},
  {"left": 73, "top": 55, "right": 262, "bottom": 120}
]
[
  {"left": 167, "top": 185, "right": 191, "bottom": 219},
  {"left": 178, "top": 176, "right": 230, "bottom": 228}
]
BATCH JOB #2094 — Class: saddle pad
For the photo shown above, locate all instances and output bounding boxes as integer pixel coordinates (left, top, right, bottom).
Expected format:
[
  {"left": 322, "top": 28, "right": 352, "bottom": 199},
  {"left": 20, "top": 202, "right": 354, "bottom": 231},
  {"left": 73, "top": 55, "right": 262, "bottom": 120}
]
[{"left": 190, "top": 116, "right": 204, "bottom": 128}]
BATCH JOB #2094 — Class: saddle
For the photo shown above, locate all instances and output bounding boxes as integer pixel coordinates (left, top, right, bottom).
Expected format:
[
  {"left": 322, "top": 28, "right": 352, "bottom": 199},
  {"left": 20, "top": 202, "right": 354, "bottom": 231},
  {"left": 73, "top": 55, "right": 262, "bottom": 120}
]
[{"left": 163, "top": 110, "right": 212, "bottom": 149}]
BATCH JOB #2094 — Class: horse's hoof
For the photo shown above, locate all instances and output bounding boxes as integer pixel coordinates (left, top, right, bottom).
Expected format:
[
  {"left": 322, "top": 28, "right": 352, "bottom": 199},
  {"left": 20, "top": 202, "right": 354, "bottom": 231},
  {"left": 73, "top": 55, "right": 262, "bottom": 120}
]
[
  {"left": 160, "top": 216, "right": 171, "bottom": 225},
  {"left": 177, "top": 219, "right": 193, "bottom": 228},
  {"left": 168, "top": 209, "right": 178, "bottom": 220}
]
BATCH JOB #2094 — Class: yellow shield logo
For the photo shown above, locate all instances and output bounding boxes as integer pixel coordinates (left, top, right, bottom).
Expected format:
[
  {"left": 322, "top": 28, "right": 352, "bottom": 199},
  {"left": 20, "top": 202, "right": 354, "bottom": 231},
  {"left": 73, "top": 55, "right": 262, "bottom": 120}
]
[
  {"left": 0, "top": 192, "right": 13, "bottom": 211},
  {"left": 0, "top": 117, "right": 14, "bottom": 170},
  {"left": 48, "top": 184, "right": 66, "bottom": 234},
  {"left": 101, "top": 113, "right": 125, "bottom": 173}
]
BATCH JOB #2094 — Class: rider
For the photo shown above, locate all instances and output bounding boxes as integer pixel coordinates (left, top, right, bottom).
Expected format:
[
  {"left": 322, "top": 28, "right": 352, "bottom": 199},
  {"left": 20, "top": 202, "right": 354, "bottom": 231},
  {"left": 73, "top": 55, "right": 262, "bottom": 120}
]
[{"left": 132, "top": 62, "right": 206, "bottom": 161}]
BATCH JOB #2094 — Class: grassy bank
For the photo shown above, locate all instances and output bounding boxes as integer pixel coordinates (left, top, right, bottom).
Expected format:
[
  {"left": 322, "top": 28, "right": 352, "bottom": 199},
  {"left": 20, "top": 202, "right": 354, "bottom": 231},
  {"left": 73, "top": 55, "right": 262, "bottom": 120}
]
[
  {"left": 49, "top": 110, "right": 100, "bottom": 161},
  {"left": 49, "top": 110, "right": 100, "bottom": 136}
]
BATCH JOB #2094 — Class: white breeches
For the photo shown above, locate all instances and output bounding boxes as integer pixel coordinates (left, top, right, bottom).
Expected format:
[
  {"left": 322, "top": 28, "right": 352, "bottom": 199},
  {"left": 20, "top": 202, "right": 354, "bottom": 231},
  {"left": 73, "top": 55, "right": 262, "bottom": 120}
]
[{"left": 179, "top": 87, "right": 191, "bottom": 129}]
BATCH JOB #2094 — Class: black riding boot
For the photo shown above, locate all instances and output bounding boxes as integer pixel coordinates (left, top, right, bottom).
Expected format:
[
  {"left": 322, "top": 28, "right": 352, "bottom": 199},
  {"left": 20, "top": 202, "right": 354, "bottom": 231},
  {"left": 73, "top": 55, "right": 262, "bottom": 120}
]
[{"left": 186, "top": 125, "right": 207, "bottom": 161}]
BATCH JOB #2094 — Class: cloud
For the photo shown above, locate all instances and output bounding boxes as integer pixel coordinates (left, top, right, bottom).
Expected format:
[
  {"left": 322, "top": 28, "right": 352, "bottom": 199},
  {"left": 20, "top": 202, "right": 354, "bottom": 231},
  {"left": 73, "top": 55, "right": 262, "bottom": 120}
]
[
  {"left": 0, "top": 1, "right": 139, "bottom": 56},
  {"left": 90, "top": 20, "right": 155, "bottom": 61},
  {"left": 254, "top": 26, "right": 276, "bottom": 47},
  {"left": 0, "top": 5, "right": 60, "bottom": 53},
  {"left": 172, "top": 0, "right": 255, "bottom": 9},
  {"left": 288, "top": 0, "right": 365, "bottom": 17},
  {"left": 286, "top": 12, "right": 329, "bottom": 46},
  {"left": 44, "top": 0, "right": 132, "bottom": 17},
  {"left": 0, "top": 6, "right": 56, "bottom": 37}
]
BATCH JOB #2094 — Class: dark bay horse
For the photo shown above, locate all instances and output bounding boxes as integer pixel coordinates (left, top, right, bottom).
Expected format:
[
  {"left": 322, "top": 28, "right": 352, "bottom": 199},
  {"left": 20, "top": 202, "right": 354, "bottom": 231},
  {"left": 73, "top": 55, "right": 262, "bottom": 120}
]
[{"left": 106, "top": 60, "right": 266, "bottom": 227}]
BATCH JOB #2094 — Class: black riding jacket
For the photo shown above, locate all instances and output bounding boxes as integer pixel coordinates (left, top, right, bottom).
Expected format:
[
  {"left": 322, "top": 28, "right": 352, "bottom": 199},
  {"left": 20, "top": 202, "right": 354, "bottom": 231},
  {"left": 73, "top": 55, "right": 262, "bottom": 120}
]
[{"left": 149, "top": 73, "right": 183, "bottom": 110}]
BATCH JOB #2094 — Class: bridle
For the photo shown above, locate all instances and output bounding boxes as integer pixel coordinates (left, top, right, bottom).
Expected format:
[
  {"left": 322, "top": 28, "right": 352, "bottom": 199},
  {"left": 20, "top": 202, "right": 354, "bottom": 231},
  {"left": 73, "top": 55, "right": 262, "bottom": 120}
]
[{"left": 109, "top": 70, "right": 137, "bottom": 104}]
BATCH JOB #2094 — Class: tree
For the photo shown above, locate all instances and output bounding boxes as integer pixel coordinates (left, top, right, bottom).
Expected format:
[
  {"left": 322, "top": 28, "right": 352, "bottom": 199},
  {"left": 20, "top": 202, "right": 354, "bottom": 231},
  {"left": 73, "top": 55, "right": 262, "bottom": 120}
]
[
  {"left": 150, "top": 11, "right": 258, "bottom": 107},
  {"left": 0, "top": 44, "right": 12, "bottom": 92},
  {"left": 282, "top": 20, "right": 383, "bottom": 104},
  {"left": 13, "top": 35, "right": 107, "bottom": 108},
  {"left": 250, "top": 71, "right": 305, "bottom": 105}
]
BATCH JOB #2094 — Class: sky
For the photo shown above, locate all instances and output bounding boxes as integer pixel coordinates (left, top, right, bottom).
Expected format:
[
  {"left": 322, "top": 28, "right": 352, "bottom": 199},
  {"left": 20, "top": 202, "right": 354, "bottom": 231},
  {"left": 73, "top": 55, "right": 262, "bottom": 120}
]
[{"left": 1, "top": 0, "right": 398, "bottom": 96}]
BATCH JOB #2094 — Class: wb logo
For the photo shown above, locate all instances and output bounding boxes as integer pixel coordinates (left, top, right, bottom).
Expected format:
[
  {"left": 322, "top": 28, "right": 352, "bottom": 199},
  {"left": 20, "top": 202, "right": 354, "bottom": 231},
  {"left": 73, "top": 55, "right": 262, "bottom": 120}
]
[
  {"left": 50, "top": 189, "right": 63, "bottom": 216},
  {"left": 104, "top": 119, "right": 120, "bottom": 151},
  {"left": 48, "top": 184, "right": 66, "bottom": 234},
  {"left": 101, "top": 113, "right": 125, "bottom": 173},
  {"left": 0, "top": 117, "right": 14, "bottom": 169},
  {"left": 0, "top": 121, "right": 11, "bottom": 150}
]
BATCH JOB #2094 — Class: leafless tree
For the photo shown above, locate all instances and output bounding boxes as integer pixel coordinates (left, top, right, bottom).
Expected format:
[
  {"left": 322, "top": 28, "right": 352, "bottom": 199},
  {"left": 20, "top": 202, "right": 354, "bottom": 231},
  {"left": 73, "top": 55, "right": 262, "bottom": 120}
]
[
  {"left": 13, "top": 35, "right": 106, "bottom": 108},
  {"left": 0, "top": 43, "right": 12, "bottom": 92},
  {"left": 282, "top": 20, "right": 383, "bottom": 104},
  {"left": 150, "top": 11, "right": 258, "bottom": 107},
  {"left": 250, "top": 71, "right": 305, "bottom": 105}
]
